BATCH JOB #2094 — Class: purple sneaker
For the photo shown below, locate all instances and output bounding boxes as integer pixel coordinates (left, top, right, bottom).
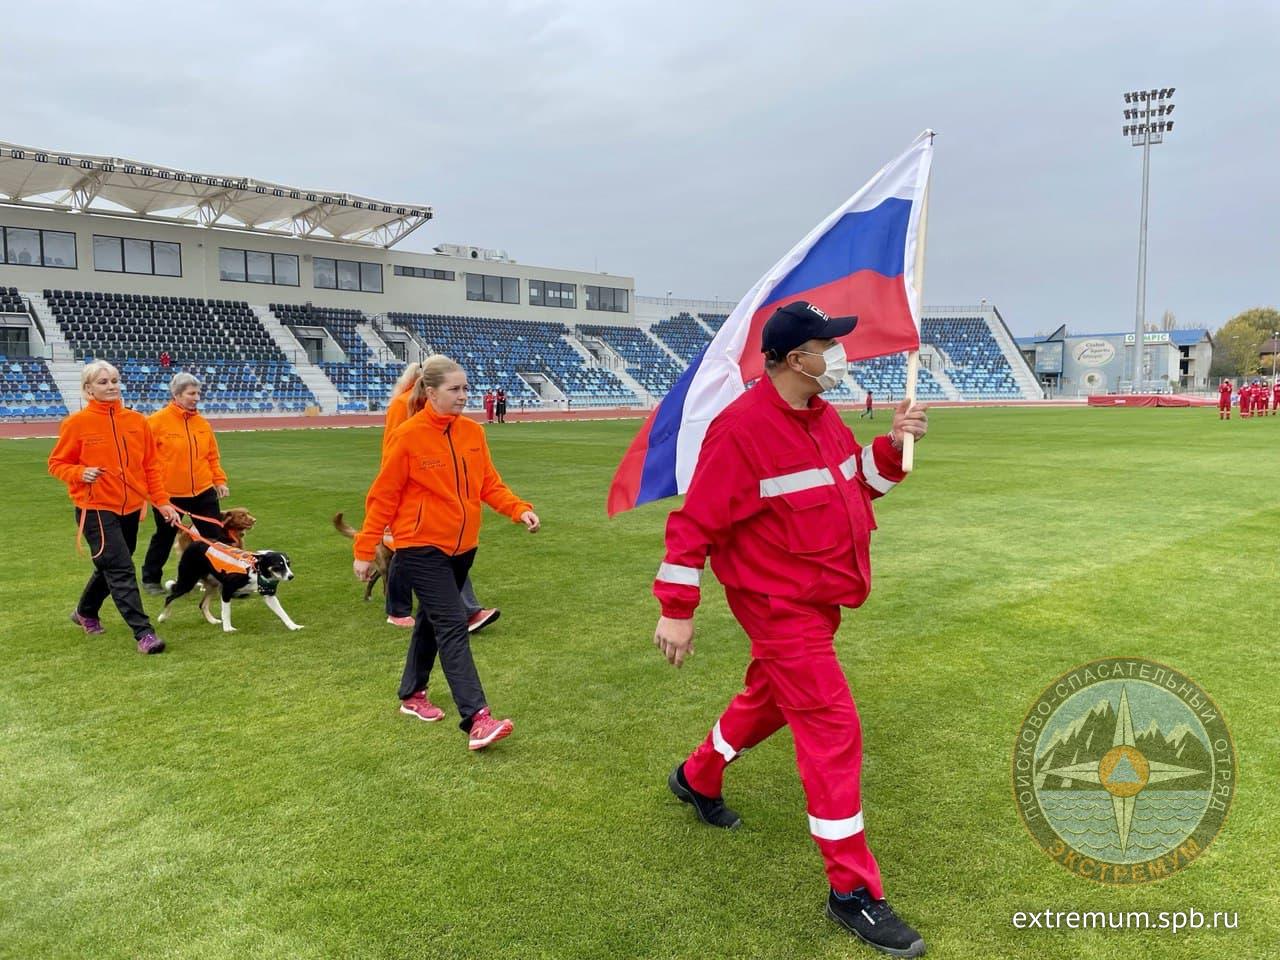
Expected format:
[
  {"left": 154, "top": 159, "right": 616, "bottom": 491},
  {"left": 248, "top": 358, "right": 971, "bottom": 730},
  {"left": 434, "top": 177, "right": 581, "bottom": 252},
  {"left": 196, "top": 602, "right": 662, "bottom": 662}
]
[
  {"left": 70, "top": 611, "right": 105, "bottom": 635},
  {"left": 136, "top": 633, "right": 166, "bottom": 655}
]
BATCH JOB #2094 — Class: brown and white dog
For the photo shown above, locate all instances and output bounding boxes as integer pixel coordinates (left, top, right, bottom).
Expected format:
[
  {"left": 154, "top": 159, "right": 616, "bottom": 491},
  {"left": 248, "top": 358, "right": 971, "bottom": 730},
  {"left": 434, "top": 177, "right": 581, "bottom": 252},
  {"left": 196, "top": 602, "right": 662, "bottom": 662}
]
[{"left": 333, "top": 512, "right": 391, "bottom": 601}]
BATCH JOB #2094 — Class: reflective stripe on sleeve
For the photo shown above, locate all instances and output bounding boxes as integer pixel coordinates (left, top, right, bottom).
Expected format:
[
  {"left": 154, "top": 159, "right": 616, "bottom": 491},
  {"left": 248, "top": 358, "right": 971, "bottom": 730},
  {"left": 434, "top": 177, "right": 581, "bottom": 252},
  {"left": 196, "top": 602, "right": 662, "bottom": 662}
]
[
  {"left": 838, "top": 453, "right": 858, "bottom": 481},
  {"left": 656, "top": 562, "right": 701, "bottom": 586},
  {"left": 759, "top": 467, "right": 835, "bottom": 498},
  {"left": 861, "top": 444, "right": 896, "bottom": 494},
  {"left": 808, "top": 811, "right": 865, "bottom": 841}
]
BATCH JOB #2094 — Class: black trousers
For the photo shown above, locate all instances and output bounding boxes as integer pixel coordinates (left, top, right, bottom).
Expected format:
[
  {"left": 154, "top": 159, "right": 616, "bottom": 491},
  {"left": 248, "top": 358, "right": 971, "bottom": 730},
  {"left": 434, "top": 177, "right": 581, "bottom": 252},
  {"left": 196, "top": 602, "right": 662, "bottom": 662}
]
[
  {"left": 140, "top": 487, "right": 222, "bottom": 585},
  {"left": 76, "top": 508, "right": 152, "bottom": 638},
  {"left": 395, "top": 546, "right": 486, "bottom": 728},
  {"left": 386, "top": 552, "right": 482, "bottom": 619}
]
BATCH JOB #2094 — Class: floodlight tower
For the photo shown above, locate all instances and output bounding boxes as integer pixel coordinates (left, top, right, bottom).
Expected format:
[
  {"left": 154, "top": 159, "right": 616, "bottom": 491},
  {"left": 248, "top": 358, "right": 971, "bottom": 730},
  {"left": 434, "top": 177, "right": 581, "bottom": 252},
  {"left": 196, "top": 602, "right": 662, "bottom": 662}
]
[{"left": 1122, "top": 87, "right": 1176, "bottom": 392}]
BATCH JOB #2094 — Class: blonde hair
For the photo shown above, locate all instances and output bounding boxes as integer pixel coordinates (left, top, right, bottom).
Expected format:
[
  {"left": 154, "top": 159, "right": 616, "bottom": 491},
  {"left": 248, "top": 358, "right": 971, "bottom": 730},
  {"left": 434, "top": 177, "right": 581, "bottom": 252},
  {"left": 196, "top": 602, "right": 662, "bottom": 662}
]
[
  {"left": 81, "top": 360, "right": 121, "bottom": 397},
  {"left": 408, "top": 355, "right": 464, "bottom": 415},
  {"left": 390, "top": 361, "right": 422, "bottom": 400}
]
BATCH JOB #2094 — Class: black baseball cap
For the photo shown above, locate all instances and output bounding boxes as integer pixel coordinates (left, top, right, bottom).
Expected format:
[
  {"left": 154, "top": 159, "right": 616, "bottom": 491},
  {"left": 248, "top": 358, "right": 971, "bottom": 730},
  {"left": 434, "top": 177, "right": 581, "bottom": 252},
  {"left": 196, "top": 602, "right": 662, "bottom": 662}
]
[{"left": 761, "top": 301, "right": 857, "bottom": 357}]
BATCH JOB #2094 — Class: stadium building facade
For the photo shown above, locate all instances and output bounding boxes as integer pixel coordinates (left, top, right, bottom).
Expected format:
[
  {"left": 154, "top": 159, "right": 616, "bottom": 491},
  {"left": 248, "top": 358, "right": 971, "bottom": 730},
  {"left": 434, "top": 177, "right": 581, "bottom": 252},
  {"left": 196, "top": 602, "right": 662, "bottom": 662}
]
[
  {"left": 1016, "top": 326, "right": 1213, "bottom": 396},
  {"left": 1, "top": 141, "right": 1043, "bottom": 421}
]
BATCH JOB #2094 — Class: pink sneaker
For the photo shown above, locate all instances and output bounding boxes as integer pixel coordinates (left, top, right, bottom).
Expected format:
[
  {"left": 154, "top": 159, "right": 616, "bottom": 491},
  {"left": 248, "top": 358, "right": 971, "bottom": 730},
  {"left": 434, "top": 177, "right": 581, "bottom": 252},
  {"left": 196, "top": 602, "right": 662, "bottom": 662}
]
[
  {"left": 467, "top": 608, "right": 501, "bottom": 634},
  {"left": 399, "top": 692, "right": 445, "bottom": 722},
  {"left": 467, "top": 707, "right": 514, "bottom": 750},
  {"left": 386, "top": 615, "right": 415, "bottom": 628}
]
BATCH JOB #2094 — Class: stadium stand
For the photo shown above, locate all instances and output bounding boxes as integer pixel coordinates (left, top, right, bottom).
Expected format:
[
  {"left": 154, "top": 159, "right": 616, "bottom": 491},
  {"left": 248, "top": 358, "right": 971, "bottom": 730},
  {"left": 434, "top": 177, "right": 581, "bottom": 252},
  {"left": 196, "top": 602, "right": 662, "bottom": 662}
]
[
  {"left": 699, "top": 312, "right": 728, "bottom": 332},
  {"left": 851, "top": 355, "right": 947, "bottom": 401},
  {"left": 319, "top": 360, "right": 401, "bottom": 412},
  {"left": 921, "top": 316, "right": 1021, "bottom": 399},
  {"left": 577, "top": 323, "right": 683, "bottom": 397},
  {"left": 271, "top": 303, "right": 373, "bottom": 362},
  {"left": 388, "top": 313, "right": 640, "bottom": 407},
  {"left": 270, "top": 303, "right": 399, "bottom": 412},
  {"left": 1, "top": 286, "right": 26, "bottom": 314},
  {"left": 0, "top": 356, "right": 67, "bottom": 419},
  {"left": 651, "top": 313, "right": 712, "bottom": 363},
  {"left": 43, "top": 289, "right": 316, "bottom": 413}
]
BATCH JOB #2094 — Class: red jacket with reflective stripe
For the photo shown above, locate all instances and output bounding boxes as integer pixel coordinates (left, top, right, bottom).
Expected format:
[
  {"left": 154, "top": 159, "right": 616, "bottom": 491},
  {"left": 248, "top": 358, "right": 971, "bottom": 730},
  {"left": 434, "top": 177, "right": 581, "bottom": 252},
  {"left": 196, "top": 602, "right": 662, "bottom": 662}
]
[{"left": 654, "top": 376, "right": 906, "bottom": 620}]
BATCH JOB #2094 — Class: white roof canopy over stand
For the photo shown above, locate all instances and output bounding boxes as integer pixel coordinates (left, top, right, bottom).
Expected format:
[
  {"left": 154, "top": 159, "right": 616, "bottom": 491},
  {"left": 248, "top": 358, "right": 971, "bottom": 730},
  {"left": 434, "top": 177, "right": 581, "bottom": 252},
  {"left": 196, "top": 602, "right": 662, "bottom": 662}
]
[{"left": 0, "top": 141, "right": 433, "bottom": 248}]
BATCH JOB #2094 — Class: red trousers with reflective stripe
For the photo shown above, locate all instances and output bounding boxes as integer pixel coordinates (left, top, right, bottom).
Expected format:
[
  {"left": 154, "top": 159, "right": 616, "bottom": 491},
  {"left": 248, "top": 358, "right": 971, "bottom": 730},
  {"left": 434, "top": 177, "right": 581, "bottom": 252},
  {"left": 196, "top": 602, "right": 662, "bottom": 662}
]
[{"left": 682, "top": 589, "right": 884, "bottom": 898}]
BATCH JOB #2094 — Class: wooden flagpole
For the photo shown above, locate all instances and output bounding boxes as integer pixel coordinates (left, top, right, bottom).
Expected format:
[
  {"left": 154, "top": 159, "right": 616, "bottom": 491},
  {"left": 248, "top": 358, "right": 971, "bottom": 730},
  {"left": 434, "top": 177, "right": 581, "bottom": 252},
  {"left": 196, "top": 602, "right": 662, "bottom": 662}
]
[{"left": 901, "top": 157, "right": 932, "bottom": 474}]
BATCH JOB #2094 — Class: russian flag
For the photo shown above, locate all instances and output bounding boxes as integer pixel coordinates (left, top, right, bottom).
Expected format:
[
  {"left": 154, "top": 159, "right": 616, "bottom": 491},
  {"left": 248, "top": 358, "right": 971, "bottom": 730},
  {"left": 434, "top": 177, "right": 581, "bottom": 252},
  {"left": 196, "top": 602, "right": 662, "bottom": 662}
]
[{"left": 607, "top": 130, "right": 933, "bottom": 517}]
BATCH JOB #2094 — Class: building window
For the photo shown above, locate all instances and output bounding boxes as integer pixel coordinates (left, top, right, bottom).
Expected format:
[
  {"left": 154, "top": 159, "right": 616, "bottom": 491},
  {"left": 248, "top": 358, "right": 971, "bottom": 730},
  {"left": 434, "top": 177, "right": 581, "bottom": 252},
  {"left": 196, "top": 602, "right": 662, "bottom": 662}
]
[
  {"left": 123, "top": 238, "right": 151, "bottom": 274},
  {"left": 246, "top": 250, "right": 273, "bottom": 284},
  {"left": 314, "top": 256, "right": 382, "bottom": 293},
  {"left": 466, "top": 272, "right": 519, "bottom": 304},
  {"left": 2, "top": 226, "right": 77, "bottom": 269},
  {"left": 93, "top": 236, "right": 124, "bottom": 273},
  {"left": 219, "top": 247, "right": 299, "bottom": 286},
  {"left": 93, "top": 235, "right": 180, "bottom": 276},
  {"left": 153, "top": 242, "right": 181, "bottom": 277},
  {"left": 273, "top": 253, "right": 299, "bottom": 286},
  {"left": 393, "top": 264, "right": 455, "bottom": 281},
  {"left": 529, "top": 279, "right": 576, "bottom": 309},
  {"left": 585, "top": 285, "right": 629, "bottom": 313}
]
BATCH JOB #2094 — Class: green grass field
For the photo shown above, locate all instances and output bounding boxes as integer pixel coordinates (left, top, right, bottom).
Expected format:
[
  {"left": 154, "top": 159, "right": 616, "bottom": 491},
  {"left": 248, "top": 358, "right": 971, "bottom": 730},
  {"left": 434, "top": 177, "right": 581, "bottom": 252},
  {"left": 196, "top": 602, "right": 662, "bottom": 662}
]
[{"left": 2, "top": 408, "right": 1277, "bottom": 959}]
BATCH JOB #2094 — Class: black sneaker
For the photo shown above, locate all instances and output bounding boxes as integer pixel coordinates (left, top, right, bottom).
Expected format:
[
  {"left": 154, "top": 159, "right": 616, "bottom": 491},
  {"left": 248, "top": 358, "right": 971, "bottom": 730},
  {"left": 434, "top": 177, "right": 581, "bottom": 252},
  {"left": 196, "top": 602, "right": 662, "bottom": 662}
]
[
  {"left": 141, "top": 581, "right": 165, "bottom": 596},
  {"left": 826, "top": 888, "right": 925, "bottom": 957},
  {"left": 668, "top": 763, "right": 741, "bottom": 829}
]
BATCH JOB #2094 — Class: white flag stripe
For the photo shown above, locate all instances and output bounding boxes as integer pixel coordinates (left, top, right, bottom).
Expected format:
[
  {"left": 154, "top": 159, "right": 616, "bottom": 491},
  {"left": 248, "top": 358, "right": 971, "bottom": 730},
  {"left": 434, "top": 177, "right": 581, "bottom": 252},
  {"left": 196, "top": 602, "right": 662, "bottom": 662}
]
[
  {"left": 671, "top": 132, "right": 934, "bottom": 495},
  {"left": 860, "top": 445, "right": 896, "bottom": 494},
  {"left": 711, "top": 720, "right": 738, "bottom": 762},
  {"left": 808, "top": 811, "right": 865, "bottom": 841},
  {"left": 759, "top": 467, "right": 835, "bottom": 499},
  {"left": 656, "top": 562, "right": 702, "bottom": 586}
]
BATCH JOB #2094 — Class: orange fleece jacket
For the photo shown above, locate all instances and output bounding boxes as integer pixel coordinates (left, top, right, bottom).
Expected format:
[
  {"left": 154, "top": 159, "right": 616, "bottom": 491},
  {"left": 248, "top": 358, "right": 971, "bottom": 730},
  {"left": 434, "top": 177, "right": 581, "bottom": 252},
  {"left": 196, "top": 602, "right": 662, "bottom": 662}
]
[
  {"left": 355, "top": 405, "right": 531, "bottom": 560},
  {"left": 147, "top": 402, "right": 228, "bottom": 498},
  {"left": 48, "top": 399, "right": 171, "bottom": 514},
  {"left": 382, "top": 390, "right": 410, "bottom": 449}
]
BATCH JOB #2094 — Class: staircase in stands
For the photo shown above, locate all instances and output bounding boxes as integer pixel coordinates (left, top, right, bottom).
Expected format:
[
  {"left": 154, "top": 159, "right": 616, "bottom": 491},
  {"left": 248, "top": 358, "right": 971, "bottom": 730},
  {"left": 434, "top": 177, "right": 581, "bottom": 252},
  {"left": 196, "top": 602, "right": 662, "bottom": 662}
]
[
  {"left": 24, "top": 291, "right": 83, "bottom": 412},
  {"left": 250, "top": 305, "right": 341, "bottom": 413}
]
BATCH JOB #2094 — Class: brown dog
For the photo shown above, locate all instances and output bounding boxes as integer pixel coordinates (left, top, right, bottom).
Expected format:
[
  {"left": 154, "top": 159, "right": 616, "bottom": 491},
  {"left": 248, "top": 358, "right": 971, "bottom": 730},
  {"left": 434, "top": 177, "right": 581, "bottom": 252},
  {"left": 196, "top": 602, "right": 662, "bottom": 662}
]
[
  {"left": 333, "top": 512, "right": 391, "bottom": 601},
  {"left": 175, "top": 507, "right": 258, "bottom": 554}
]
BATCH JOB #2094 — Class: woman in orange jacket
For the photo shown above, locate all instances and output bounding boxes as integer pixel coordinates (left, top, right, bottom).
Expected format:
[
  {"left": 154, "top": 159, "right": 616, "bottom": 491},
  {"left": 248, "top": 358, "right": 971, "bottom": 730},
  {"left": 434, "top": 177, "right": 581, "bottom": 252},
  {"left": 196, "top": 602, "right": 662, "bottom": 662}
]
[
  {"left": 140, "top": 372, "right": 230, "bottom": 593},
  {"left": 47, "top": 361, "right": 182, "bottom": 654},
  {"left": 354, "top": 355, "right": 540, "bottom": 750},
  {"left": 381, "top": 363, "right": 499, "bottom": 633}
]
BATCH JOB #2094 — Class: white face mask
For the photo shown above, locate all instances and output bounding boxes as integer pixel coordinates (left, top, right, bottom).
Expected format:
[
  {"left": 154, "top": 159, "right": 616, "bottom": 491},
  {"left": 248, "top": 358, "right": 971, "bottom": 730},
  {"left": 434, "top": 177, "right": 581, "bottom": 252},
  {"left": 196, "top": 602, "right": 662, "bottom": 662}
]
[{"left": 795, "top": 343, "right": 849, "bottom": 391}]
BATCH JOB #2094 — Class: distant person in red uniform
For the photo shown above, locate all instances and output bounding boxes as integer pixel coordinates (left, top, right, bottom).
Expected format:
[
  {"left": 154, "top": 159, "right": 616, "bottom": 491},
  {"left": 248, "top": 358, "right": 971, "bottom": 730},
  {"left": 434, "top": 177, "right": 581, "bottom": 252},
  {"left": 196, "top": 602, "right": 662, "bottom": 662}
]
[
  {"left": 859, "top": 389, "right": 874, "bottom": 419},
  {"left": 159, "top": 350, "right": 172, "bottom": 369},
  {"left": 1218, "top": 380, "right": 1233, "bottom": 420},
  {"left": 1259, "top": 381, "right": 1272, "bottom": 416},
  {"left": 652, "top": 301, "right": 929, "bottom": 956},
  {"left": 484, "top": 389, "right": 496, "bottom": 424},
  {"left": 1272, "top": 380, "right": 1280, "bottom": 415},
  {"left": 1240, "top": 382, "right": 1252, "bottom": 418}
]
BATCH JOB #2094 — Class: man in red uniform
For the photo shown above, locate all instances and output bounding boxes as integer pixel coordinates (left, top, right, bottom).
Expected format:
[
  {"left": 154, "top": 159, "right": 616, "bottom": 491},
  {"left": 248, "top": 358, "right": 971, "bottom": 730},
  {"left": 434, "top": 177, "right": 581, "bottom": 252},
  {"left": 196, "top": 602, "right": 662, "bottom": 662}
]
[
  {"left": 652, "top": 301, "right": 928, "bottom": 957},
  {"left": 1218, "top": 380, "right": 1233, "bottom": 420},
  {"left": 1260, "top": 380, "right": 1272, "bottom": 416},
  {"left": 1240, "top": 382, "right": 1252, "bottom": 418},
  {"left": 1272, "top": 379, "right": 1280, "bottom": 415}
]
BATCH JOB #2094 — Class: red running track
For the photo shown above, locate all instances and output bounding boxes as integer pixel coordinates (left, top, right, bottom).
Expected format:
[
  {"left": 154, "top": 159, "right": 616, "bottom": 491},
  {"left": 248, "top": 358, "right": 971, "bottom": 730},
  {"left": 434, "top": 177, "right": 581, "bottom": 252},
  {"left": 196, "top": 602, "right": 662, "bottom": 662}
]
[{"left": 1, "top": 397, "right": 1198, "bottom": 441}]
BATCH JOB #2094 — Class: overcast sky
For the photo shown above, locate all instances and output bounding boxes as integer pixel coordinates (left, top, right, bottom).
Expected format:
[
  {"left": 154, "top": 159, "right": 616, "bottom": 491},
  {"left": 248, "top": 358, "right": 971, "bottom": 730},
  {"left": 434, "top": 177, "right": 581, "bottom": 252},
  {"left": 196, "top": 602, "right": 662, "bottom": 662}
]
[{"left": 4, "top": 1, "right": 1277, "bottom": 335}]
